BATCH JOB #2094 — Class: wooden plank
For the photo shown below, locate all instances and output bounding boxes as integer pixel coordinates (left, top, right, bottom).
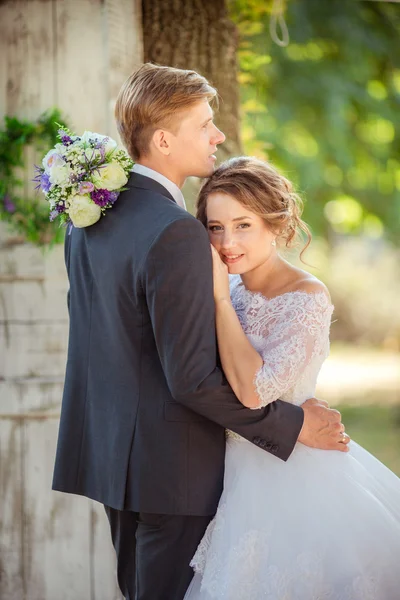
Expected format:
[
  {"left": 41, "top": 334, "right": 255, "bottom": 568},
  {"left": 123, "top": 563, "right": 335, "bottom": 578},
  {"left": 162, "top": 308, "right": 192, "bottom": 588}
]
[
  {"left": 1, "top": 321, "right": 68, "bottom": 379},
  {"left": 0, "top": 378, "right": 63, "bottom": 416},
  {"left": 0, "top": 413, "right": 61, "bottom": 420},
  {"left": 0, "top": 0, "right": 56, "bottom": 229},
  {"left": 22, "top": 418, "right": 92, "bottom": 599},
  {"left": 0, "top": 276, "right": 68, "bottom": 322},
  {"left": 91, "top": 501, "right": 124, "bottom": 600},
  {"left": 0, "top": 420, "right": 25, "bottom": 600},
  {"left": 0, "top": 0, "right": 55, "bottom": 119},
  {"left": 0, "top": 236, "right": 46, "bottom": 279},
  {"left": 55, "top": 0, "right": 107, "bottom": 134},
  {"left": 104, "top": 0, "right": 144, "bottom": 140},
  {"left": 0, "top": 2, "right": 9, "bottom": 117}
]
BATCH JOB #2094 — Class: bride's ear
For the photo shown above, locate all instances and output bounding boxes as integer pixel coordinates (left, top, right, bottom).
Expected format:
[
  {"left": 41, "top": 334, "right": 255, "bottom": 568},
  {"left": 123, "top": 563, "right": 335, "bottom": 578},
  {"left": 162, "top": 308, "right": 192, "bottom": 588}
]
[{"left": 151, "top": 129, "right": 171, "bottom": 156}]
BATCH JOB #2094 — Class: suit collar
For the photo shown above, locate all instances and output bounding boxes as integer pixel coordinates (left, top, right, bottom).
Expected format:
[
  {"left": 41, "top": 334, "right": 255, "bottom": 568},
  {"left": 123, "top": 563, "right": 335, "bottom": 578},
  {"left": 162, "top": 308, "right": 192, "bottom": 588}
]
[
  {"left": 127, "top": 172, "right": 176, "bottom": 204},
  {"left": 131, "top": 164, "right": 185, "bottom": 208}
]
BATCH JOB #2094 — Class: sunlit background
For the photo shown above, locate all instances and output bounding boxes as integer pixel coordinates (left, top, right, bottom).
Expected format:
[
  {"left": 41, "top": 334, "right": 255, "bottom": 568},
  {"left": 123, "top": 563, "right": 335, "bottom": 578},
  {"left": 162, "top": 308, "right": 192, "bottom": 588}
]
[{"left": 228, "top": 0, "right": 400, "bottom": 474}]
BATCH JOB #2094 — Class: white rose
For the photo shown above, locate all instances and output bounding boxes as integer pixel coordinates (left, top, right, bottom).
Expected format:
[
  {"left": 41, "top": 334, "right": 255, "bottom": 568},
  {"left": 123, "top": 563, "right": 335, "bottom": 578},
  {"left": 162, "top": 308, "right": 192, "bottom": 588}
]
[
  {"left": 80, "top": 131, "right": 118, "bottom": 154},
  {"left": 42, "top": 149, "right": 65, "bottom": 173},
  {"left": 49, "top": 163, "right": 71, "bottom": 186},
  {"left": 68, "top": 194, "right": 102, "bottom": 228},
  {"left": 91, "top": 161, "right": 128, "bottom": 190},
  {"left": 55, "top": 143, "right": 67, "bottom": 155}
]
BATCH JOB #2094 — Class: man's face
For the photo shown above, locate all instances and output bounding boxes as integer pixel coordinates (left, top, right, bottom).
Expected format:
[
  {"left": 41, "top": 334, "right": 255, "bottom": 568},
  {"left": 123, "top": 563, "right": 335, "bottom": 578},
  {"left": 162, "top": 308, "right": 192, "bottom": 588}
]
[{"left": 167, "top": 100, "right": 226, "bottom": 180}]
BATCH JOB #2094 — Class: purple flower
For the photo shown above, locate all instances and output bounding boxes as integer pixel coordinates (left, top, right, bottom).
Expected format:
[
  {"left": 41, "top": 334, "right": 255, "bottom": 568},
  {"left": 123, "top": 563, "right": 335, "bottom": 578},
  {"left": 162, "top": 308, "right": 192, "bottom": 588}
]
[
  {"left": 2, "top": 194, "right": 15, "bottom": 213},
  {"left": 33, "top": 164, "right": 44, "bottom": 190},
  {"left": 90, "top": 188, "right": 115, "bottom": 207},
  {"left": 49, "top": 203, "right": 65, "bottom": 221},
  {"left": 98, "top": 145, "right": 106, "bottom": 161},
  {"left": 40, "top": 172, "right": 51, "bottom": 193},
  {"left": 79, "top": 181, "right": 95, "bottom": 194},
  {"left": 93, "top": 137, "right": 109, "bottom": 150},
  {"left": 58, "top": 129, "right": 72, "bottom": 145},
  {"left": 109, "top": 191, "right": 119, "bottom": 204}
]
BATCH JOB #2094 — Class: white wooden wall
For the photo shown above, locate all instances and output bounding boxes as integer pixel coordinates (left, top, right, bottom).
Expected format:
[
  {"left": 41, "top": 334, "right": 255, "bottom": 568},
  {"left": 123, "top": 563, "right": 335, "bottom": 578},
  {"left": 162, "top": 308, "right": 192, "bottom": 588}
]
[{"left": 0, "top": 1, "right": 143, "bottom": 598}]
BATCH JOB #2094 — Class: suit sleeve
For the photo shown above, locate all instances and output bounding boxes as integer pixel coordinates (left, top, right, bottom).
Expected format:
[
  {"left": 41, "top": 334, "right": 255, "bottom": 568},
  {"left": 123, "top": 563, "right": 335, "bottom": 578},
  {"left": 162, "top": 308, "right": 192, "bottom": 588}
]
[{"left": 144, "top": 216, "right": 304, "bottom": 461}]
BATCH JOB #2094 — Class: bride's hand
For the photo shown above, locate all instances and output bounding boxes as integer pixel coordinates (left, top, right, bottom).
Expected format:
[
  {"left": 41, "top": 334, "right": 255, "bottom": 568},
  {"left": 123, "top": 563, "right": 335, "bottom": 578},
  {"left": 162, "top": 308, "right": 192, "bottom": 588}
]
[{"left": 210, "top": 245, "right": 230, "bottom": 303}]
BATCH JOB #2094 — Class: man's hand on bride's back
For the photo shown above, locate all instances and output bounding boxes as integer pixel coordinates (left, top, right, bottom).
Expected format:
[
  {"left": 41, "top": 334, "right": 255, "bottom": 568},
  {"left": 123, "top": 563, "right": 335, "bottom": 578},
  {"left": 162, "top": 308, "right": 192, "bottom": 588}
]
[{"left": 298, "top": 398, "right": 350, "bottom": 452}]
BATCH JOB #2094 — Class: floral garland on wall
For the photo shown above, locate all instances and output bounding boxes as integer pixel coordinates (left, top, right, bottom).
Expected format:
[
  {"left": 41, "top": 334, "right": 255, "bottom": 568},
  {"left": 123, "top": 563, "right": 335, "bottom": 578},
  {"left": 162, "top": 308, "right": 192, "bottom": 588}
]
[{"left": 0, "top": 109, "right": 69, "bottom": 246}]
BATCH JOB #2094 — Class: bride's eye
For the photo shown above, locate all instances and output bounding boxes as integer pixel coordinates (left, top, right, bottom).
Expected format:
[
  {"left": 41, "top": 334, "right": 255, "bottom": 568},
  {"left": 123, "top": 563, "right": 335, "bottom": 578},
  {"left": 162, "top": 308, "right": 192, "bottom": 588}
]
[
  {"left": 238, "top": 223, "right": 251, "bottom": 229},
  {"left": 208, "top": 225, "right": 223, "bottom": 232}
]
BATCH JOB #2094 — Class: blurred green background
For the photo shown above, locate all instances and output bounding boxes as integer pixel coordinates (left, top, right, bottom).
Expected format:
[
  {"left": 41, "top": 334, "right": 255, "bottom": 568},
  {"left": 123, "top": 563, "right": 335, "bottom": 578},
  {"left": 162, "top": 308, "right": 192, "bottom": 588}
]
[{"left": 229, "top": 0, "right": 400, "bottom": 473}]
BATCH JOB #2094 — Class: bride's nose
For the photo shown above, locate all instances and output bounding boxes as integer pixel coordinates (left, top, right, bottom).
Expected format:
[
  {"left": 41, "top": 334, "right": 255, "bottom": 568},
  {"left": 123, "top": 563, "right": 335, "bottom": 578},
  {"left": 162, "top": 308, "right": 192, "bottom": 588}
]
[{"left": 220, "top": 230, "right": 237, "bottom": 249}]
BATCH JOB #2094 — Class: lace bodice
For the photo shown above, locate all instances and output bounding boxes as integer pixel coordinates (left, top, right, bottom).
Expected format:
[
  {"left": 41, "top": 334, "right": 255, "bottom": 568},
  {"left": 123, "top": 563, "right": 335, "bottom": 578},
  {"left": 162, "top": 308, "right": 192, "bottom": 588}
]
[{"left": 229, "top": 275, "right": 334, "bottom": 408}]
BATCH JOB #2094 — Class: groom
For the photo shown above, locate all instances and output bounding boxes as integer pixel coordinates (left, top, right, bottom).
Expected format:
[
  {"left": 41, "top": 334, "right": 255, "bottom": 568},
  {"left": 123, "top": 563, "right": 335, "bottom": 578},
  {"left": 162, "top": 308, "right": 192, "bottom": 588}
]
[{"left": 52, "top": 63, "right": 349, "bottom": 600}]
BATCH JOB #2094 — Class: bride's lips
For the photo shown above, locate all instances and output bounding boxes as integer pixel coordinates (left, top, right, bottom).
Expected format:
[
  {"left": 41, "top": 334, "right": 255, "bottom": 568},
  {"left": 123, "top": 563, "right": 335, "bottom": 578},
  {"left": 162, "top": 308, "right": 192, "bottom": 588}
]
[{"left": 221, "top": 253, "right": 244, "bottom": 265}]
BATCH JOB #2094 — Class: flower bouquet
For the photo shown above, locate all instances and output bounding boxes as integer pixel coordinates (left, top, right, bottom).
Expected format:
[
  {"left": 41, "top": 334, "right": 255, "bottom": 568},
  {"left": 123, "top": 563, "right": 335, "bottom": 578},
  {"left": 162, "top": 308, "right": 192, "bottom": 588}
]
[{"left": 35, "top": 126, "right": 133, "bottom": 228}]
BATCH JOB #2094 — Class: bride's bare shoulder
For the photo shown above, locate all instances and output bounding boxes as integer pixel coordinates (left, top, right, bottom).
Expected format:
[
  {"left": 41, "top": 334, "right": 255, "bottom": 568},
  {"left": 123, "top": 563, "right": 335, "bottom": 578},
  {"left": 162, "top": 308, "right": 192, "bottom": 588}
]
[{"left": 294, "top": 275, "right": 331, "bottom": 303}]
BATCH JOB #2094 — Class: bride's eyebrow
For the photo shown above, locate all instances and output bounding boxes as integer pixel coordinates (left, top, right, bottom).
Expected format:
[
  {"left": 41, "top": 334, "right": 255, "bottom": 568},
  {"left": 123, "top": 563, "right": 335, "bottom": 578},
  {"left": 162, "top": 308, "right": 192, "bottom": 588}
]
[{"left": 207, "top": 217, "right": 253, "bottom": 224}]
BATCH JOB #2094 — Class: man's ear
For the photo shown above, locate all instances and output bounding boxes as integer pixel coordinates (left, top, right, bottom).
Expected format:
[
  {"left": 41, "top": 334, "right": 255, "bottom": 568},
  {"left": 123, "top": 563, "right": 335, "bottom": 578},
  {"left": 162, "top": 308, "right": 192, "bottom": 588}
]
[{"left": 151, "top": 129, "right": 172, "bottom": 156}]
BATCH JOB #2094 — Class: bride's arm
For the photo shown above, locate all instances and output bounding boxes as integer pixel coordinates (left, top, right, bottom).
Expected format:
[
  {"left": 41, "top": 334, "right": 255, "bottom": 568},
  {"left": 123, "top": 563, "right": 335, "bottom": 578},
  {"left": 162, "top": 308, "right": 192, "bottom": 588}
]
[
  {"left": 211, "top": 247, "right": 333, "bottom": 411},
  {"left": 211, "top": 247, "right": 263, "bottom": 409},
  {"left": 215, "top": 297, "right": 263, "bottom": 408}
]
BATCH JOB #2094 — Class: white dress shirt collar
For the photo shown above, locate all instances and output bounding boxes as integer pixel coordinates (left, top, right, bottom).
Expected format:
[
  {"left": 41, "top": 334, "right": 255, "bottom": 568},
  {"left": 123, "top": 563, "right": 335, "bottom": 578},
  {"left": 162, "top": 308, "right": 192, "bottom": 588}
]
[{"left": 132, "top": 164, "right": 186, "bottom": 210}]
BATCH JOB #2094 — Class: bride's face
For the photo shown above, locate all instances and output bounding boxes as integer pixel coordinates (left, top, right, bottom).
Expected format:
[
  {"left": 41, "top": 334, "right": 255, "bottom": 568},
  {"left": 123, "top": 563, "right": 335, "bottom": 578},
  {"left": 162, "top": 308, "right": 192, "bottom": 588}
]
[{"left": 206, "top": 192, "right": 277, "bottom": 275}]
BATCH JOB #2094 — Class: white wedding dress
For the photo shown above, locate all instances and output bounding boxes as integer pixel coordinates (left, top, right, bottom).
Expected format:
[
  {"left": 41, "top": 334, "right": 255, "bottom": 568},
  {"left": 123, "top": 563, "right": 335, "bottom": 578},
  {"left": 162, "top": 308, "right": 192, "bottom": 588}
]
[{"left": 184, "top": 276, "right": 400, "bottom": 600}]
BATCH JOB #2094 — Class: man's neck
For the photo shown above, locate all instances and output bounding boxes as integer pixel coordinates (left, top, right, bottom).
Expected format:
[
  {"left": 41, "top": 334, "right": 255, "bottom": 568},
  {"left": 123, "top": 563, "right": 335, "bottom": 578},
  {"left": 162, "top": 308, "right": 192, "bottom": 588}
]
[{"left": 136, "top": 158, "right": 185, "bottom": 189}]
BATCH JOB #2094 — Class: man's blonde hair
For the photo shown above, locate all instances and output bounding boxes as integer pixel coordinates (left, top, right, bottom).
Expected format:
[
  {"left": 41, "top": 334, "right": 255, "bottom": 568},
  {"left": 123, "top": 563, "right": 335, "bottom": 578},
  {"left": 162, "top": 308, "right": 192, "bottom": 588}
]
[{"left": 115, "top": 63, "right": 217, "bottom": 160}]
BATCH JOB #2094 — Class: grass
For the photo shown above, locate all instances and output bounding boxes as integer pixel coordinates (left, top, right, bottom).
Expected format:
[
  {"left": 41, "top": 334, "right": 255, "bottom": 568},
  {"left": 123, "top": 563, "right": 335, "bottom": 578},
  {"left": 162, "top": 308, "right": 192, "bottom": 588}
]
[
  {"left": 338, "top": 403, "right": 400, "bottom": 476},
  {"left": 313, "top": 343, "right": 400, "bottom": 475}
]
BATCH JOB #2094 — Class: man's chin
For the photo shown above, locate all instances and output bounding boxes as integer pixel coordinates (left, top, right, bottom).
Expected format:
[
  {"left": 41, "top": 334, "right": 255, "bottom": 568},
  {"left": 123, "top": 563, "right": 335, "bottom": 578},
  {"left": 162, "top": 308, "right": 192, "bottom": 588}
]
[{"left": 191, "top": 164, "right": 215, "bottom": 179}]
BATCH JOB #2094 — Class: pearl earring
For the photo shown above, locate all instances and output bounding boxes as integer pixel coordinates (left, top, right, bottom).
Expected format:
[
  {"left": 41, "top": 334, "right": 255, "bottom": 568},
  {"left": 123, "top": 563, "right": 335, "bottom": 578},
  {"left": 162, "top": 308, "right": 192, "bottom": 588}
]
[{"left": 272, "top": 240, "right": 276, "bottom": 247}]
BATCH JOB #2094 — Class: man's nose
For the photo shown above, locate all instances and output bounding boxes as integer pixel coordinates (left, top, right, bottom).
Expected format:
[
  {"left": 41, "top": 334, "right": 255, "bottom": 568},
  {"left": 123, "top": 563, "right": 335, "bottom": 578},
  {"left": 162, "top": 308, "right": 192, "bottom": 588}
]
[{"left": 213, "top": 126, "right": 226, "bottom": 146}]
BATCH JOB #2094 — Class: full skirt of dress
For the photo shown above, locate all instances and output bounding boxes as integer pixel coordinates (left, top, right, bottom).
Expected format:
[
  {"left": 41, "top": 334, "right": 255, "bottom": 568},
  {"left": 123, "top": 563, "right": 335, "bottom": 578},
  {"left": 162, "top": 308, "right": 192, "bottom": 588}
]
[{"left": 184, "top": 437, "right": 400, "bottom": 600}]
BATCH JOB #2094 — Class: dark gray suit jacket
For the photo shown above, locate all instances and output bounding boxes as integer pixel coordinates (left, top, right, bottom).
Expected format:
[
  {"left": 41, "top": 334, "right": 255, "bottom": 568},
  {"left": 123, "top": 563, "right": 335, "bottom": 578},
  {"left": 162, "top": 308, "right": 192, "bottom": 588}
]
[{"left": 52, "top": 172, "right": 304, "bottom": 515}]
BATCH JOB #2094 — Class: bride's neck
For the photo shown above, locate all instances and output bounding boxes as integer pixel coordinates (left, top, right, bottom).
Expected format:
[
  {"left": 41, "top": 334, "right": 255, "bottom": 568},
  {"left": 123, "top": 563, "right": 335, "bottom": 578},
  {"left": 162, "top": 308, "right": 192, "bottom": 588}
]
[{"left": 240, "top": 253, "right": 285, "bottom": 294}]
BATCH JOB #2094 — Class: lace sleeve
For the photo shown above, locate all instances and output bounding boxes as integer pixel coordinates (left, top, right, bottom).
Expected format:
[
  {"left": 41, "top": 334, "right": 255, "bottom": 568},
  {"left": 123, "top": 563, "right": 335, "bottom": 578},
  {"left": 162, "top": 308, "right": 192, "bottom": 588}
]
[{"left": 250, "top": 291, "right": 333, "bottom": 408}]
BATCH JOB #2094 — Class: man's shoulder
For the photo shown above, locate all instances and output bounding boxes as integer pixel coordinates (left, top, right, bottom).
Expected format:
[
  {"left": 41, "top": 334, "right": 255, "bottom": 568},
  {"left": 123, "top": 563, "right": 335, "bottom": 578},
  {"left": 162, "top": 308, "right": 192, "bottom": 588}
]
[
  {"left": 122, "top": 183, "right": 195, "bottom": 223},
  {"left": 148, "top": 211, "right": 207, "bottom": 257}
]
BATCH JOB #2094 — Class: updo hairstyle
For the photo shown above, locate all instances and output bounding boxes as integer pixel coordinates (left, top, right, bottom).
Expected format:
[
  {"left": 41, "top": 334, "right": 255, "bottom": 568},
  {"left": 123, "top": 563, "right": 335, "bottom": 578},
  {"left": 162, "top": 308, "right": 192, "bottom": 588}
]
[{"left": 196, "top": 156, "right": 312, "bottom": 259}]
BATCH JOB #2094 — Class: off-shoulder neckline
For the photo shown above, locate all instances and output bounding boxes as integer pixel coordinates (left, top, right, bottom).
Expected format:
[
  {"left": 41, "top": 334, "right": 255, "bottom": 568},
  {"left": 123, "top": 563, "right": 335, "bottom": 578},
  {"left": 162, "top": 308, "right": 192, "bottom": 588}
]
[{"left": 232, "top": 278, "right": 333, "bottom": 308}]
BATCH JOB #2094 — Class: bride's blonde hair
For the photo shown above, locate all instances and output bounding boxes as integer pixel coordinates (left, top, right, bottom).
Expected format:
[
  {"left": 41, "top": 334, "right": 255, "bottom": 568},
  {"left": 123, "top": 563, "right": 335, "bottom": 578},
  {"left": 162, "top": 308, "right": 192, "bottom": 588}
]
[{"left": 196, "top": 156, "right": 312, "bottom": 260}]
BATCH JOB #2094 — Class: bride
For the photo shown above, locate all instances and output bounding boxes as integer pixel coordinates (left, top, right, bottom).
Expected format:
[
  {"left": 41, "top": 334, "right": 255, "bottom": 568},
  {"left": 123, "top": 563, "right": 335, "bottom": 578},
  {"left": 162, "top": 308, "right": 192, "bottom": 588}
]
[{"left": 184, "top": 156, "right": 400, "bottom": 600}]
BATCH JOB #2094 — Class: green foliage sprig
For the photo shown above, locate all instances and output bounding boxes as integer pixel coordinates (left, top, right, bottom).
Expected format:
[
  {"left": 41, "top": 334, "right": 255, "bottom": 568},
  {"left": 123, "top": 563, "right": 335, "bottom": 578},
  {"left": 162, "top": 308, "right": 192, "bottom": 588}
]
[{"left": 0, "top": 109, "right": 69, "bottom": 246}]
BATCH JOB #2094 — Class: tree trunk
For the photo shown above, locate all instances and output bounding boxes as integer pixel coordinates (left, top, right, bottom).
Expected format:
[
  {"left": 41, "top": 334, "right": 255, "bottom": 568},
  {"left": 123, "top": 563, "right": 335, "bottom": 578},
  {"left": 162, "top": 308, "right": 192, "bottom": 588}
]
[{"left": 142, "top": 0, "right": 241, "bottom": 159}]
